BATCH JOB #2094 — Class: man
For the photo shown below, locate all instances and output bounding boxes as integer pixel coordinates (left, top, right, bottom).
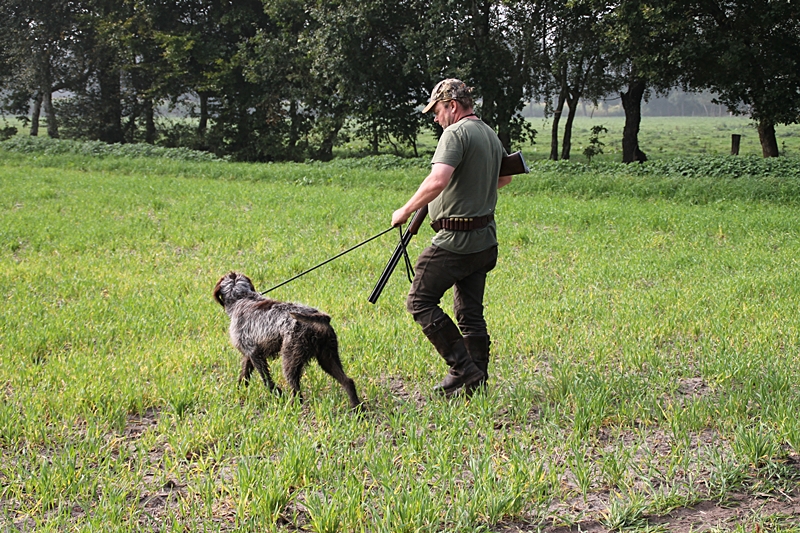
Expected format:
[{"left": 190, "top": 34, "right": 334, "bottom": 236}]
[{"left": 391, "top": 79, "right": 513, "bottom": 397}]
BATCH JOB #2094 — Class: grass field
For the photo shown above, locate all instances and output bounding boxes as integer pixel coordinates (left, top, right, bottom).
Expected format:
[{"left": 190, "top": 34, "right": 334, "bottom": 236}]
[
  {"left": 6, "top": 114, "right": 800, "bottom": 161},
  {"left": 1, "top": 138, "right": 800, "bottom": 532},
  {"left": 528, "top": 116, "right": 800, "bottom": 161},
  {"left": 399, "top": 116, "right": 800, "bottom": 162}
]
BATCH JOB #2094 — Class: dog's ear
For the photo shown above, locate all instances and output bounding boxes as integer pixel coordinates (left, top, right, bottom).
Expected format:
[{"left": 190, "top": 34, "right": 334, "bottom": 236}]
[{"left": 213, "top": 276, "right": 226, "bottom": 306}]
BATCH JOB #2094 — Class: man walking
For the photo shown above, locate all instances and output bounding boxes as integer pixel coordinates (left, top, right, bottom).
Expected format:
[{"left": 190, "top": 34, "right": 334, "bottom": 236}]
[{"left": 392, "top": 79, "right": 513, "bottom": 397}]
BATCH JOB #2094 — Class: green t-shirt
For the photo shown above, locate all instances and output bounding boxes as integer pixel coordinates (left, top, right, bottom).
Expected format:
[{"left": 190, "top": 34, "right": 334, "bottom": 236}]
[{"left": 429, "top": 118, "right": 506, "bottom": 254}]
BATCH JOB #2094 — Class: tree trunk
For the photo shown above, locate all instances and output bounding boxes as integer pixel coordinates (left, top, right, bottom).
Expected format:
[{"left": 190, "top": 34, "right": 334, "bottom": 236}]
[
  {"left": 288, "top": 99, "right": 300, "bottom": 158},
  {"left": 144, "top": 99, "right": 156, "bottom": 144},
  {"left": 483, "top": 96, "right": 511, "bottom": 151},
  {"left": 731, "top": 134, "right": 741, "bottom": 155},
  {"left": 481, "top": 96, "right": 496, "bottom": 129},
  {"left": 561, "top": 94, "right": 579, "bottom": 160},
  {"left": 30, "top": 92, "right": 42, "bottom": 136},
  {"left": 757, "top": 119, "right": 780, "bottom": 157},
  {"left": 497, "top": 127, "right": 512, "bottom": 154},
  {"left": 97, "top": 66, "right": 124, "bottom": 143},
  {"left": 550, "top": 86, "right": 567, "bottom": 161},
  {"left": 492, "top": 112, "right": 513, "bottom": 154},
  {"left": 124, "top": 104, "right": 138, "bottom": 142},
  {"left": 198, "top": 92, "right": 209, "bottom": 135},
  {"left": 371, "top": 125, "right": 379, "bottom": 154},
  {"left": 561, "top": 54, "right": 595, "bottom": 160},
  {"left": 314, "top": 121, "right": 342, "bottom": 162},
  {"left": 620, "top": 79, "right": 648, "bottom": 163},
  {"left": 43, "top": 88, "right": 59, "bottom": 138}
]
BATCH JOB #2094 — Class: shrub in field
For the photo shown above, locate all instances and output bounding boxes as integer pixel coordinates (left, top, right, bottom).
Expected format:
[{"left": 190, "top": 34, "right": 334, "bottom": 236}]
[
  {"left": 633, "top": 155, "right": 800, "bottom": 179},
  {"left": 530, "top": 155, "right": 800, "bottom": 180},
  {"left": 582, "top": 125, "right": 608, "bottom": 162},
  {"left": 0, "top": 126, "right": 17, "bottom": 142},
  {"left": 309, "top": 154, "right": 429, "bottom": 171},
  {"left": 516, "top": 155, "right": 800, "bottom": 204},
  {"left": 0, "top": 135, "right": 224, "bottom": 162}
]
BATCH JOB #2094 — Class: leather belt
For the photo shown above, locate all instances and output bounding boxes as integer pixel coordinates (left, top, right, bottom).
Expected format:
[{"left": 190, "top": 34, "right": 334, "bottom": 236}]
[{"left": 431, "top": 213, "right": 494, "bottom": 232}]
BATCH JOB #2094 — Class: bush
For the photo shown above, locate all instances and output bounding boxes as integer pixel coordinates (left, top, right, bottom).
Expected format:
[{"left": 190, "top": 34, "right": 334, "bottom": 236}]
[
  {"left": 0, "top": 135, "right": 224, "bottom": 162},
  {"left": 309, "top": 154, "right": 429, "bottom": 171},
  {"left": 518, "top": 155, "right": 800, "bottom": 205},
  {"left": 0, "top": 126, "right": 17, "bottom": 142}
]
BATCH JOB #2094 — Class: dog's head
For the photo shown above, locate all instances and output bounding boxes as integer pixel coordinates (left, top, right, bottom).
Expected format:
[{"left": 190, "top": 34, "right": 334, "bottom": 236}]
[{"left": 213, "top": 271, "right": 257, "bottom": 307}]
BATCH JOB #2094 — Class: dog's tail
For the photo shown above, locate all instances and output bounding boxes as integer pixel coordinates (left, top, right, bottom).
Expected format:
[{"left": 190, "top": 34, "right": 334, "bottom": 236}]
[{"left": 290, "top": 311, "right": 331, "bottom": 324}]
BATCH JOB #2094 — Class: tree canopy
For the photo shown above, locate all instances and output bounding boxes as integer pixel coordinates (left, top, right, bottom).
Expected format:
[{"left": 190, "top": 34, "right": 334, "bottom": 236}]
[{"left": 1, "top": 0, "right": 798, "bottom": 161}]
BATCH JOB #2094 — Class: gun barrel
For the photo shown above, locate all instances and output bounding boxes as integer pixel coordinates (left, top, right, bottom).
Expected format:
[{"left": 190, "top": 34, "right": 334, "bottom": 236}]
[
  {"left": 368, "top": 240, "right": 408, "bottom": 304},
  {"left": 368, "top": 206, "right": 428, "bottom": 304}
]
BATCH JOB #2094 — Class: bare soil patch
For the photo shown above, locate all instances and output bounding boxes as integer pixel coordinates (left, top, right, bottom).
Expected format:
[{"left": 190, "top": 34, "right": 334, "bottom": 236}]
[{"left": 495, "top": 488, "right": 800, "bottom": 532}]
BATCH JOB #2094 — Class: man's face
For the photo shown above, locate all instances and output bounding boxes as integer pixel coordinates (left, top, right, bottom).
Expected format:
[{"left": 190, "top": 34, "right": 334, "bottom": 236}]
[{"left": 432, "top": 100, "right": 456, "bottom": 129}]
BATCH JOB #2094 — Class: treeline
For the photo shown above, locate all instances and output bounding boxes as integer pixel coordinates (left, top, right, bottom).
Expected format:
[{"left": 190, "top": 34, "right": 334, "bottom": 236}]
[
  {"left": 520, "top": 91, "right": 731, "bottom": 119},
  {"left": 1, "top": 1, "right": 798, "bottom": 162}
]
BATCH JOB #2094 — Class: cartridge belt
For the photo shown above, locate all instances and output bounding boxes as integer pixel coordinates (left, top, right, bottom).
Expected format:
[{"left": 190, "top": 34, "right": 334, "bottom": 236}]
[{"left": 430, "top": 213, "right": 494, "bottom": 232}]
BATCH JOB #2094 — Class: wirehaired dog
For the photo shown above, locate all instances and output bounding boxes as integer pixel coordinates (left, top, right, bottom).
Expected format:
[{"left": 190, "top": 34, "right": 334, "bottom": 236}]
[{"left": 213, "top": 272, "right": 361, "bottom": 409}]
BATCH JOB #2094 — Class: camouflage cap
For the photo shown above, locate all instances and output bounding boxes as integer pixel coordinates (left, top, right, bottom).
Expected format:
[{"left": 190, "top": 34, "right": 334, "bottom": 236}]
[{"left": 422, "top": 78, "right": 474, "bottom": 113}]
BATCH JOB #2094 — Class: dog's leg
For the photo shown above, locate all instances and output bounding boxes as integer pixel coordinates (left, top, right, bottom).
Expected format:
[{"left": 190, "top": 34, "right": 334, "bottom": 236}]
[
  {"left": 238, "top": 356, "right": 254, "bottom": 386},
  {"left": 248, "top": 347, "right": 281, "bottom": 395},
  {"left": 280, "top": 342, "right": 307, "bottom": 404},
  {"left": 315, "top": 335, "right": 362, "bottom": 409}
]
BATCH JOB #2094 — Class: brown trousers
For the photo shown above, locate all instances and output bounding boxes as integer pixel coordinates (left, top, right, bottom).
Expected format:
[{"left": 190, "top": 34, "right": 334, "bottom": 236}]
[{"left": 406, "top": 244, "right": 498, "bottom": 337}]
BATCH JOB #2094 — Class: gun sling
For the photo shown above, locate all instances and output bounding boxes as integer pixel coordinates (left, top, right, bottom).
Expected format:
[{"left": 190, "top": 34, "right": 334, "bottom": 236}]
[{"left": 430, "top": 213, "right": 494, "bottom": 232}]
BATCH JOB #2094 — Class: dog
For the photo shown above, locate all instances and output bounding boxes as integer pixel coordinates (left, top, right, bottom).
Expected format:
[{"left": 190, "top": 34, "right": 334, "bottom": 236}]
[{"left": 213, "top": 272, "right": 361, "bottom": 409}]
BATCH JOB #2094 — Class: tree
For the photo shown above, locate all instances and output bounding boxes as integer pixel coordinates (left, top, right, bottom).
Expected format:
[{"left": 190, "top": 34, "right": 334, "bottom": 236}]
[
  {"left": 237, "top": 0, "right": 316, "bottom": 160},
  {"left": 603, "top": 0, "right": 688, "bottom": 162},
  {"left": 203, "top": 0, "right": 285, "bottom": 160},
  {"left": 418, "top": 0, "right": 543, "bottom": 153},
  {"left": 117, "top": 0, "right": 176, "bottom": 143},
  {"left": 306, "top": 0, "right": 429, "bottom": 156},
  {"left": 541, "top": 0, "right": 611, "bottom": 160},
  {"left": 0, "top": 0, "right": 89, "bottom": 138},
  {"left": 153, "top": 0, "right": 258, "bottom": 147},
  {"left": 49, "top": 0, "right": 130, "bottom": 143},
  {"left": 689, "top": 1, "right": 800, "bottom": 157}
]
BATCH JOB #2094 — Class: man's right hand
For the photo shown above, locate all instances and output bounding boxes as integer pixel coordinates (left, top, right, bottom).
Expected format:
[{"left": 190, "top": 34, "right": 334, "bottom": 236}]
[
  {"left": 392, "top": 208, "right": 411, "bottom": 227},
  {"left": 391, "top": 163, "right": 455, "bottom": 228}
]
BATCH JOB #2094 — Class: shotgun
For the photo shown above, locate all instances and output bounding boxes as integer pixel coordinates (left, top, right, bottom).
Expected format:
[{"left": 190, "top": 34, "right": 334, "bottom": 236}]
[
  {"left": 368, "top": 205, "right": 428, "bottom": 304},
  {"left": 368, "top": 151, "right": 529, "bottom": 304}
]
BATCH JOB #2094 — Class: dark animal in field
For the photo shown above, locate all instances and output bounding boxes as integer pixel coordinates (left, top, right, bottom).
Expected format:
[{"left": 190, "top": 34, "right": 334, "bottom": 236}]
[{"left": 213, "top": 271, "right": 361, "bottom": 409}]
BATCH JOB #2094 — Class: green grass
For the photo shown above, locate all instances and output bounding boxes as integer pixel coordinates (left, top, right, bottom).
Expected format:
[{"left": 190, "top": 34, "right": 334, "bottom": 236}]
[
  {"left": 7, "top": 113, "right": 800, "bottom": 161},
  {"left": 1, "top": 141, "right": 800, "bottom": 531},
  {"left": 407, "top": 116, "right": 800, "bottom": 162},
  {"left": 529, "top": 115, "right": 800, "bottom": 161}
]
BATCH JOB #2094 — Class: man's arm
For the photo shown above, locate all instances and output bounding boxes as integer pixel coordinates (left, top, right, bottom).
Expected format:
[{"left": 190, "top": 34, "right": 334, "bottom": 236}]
[
  {"left": 498, "top": 175, "right": 513, "bottom": 189},
  {"left": 391, "top": 163, "right": 455, "bottom": 226}
]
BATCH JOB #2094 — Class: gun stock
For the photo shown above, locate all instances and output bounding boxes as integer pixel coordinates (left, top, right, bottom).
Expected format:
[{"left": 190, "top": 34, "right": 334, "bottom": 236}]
[
  {"left": 499, "top": 151, "right": 530, "bottom": 176},
  {"left": 368, "top": 205, "right": 428, "bottom": 304}
]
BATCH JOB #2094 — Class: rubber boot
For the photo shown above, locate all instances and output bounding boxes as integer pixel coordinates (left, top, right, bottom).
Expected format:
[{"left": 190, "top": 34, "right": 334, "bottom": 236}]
[
  {"left": 464, "top": 335, "right": 490, "bottom": 388},
  {"left": 423, "top": 317, "right": 485, "bottom": 397}
]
